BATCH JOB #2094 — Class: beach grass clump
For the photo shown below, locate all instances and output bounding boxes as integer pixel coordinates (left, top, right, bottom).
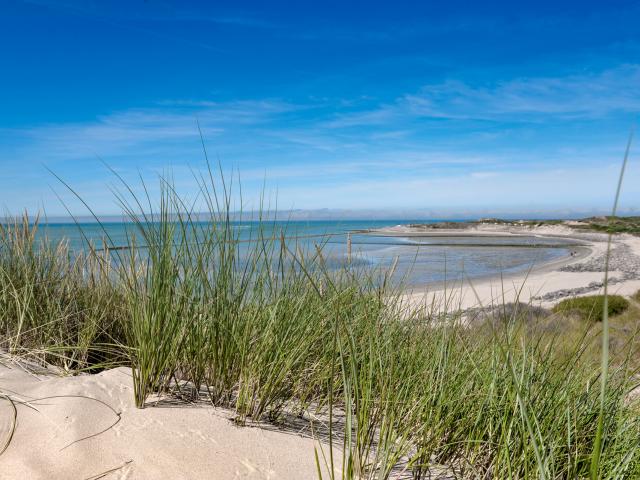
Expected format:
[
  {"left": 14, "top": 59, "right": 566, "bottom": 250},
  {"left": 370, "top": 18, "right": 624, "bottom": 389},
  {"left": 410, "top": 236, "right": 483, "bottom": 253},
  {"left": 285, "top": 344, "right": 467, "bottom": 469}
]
[
  {"left": 315, "top": 304, "right": 640, "bottom": 479},
  {"left": 0, "top": 214, "right": 125, "bottom": 371},
  {"left": 552, "top": 294, "right": 629, "bottom": 321}
]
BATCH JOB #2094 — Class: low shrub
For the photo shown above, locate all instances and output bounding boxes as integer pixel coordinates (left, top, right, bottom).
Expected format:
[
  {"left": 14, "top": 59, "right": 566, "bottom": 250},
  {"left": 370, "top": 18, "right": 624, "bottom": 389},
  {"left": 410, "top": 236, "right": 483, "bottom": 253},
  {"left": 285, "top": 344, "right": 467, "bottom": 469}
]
[{"left": 553, "top": 294, "right": 629, "bottom": 321}]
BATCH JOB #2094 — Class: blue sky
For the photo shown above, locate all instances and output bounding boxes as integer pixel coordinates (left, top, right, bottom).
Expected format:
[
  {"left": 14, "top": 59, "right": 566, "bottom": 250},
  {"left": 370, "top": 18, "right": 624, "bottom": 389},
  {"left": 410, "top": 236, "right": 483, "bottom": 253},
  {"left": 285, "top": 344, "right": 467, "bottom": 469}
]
[{"left": 1, "top": 0, "right": 639, "bottom": 217}]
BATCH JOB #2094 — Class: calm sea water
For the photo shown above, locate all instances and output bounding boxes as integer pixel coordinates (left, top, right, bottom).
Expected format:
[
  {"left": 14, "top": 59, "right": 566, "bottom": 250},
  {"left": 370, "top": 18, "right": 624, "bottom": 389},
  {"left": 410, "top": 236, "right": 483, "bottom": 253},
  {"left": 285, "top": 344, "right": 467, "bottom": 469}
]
[{"left": 35, "top": 220, "right": 574, "bottom": 287}]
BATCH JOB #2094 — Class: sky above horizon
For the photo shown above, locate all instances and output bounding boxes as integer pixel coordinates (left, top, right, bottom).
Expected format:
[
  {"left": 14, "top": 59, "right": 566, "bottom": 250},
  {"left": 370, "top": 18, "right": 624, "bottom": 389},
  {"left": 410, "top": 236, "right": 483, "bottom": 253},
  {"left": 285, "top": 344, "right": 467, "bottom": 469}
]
[{"left": 1, "top": 0, "right": 639, "bottom": 217}]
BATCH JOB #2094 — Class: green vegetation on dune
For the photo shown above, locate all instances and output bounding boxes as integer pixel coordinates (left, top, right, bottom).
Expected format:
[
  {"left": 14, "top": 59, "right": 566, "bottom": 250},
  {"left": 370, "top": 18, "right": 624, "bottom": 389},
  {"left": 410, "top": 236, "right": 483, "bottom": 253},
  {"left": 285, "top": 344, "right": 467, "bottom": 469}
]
[
  {"left": 0, "top": 214, "right": 126, "bottom": 370},
  {"left": 481, "top": 215, "right": 640, "bottom": 234},
  {"left": 1, "top": 172, "right": 640, "bottom": 479},
  {"left": 407, "top": 215, "right": 640, "bottom": 235},
  {"left": 553, "top": 295, "right": 630, "bottom": 321},
  {"left": 574, "top": 216, "right": 640, "bottom": 234},
  {"left": 476, "top": 218, "right": 564, "bottom": 226}
]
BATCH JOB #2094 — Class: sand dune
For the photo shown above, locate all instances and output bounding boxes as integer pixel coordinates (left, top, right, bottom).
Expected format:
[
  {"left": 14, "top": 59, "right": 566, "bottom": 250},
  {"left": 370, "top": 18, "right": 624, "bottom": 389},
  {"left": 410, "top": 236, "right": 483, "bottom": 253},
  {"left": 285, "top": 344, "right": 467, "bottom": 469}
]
[{"left": 0, "top": 362, "right": 334, "bottom": 480}]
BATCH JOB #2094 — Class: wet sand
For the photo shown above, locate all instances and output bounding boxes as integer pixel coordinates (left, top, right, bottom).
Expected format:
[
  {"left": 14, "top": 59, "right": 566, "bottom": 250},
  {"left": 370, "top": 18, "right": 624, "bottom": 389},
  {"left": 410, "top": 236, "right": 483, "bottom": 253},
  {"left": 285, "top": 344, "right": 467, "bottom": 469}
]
[{"left": 384, "top": 223, "right": 640, "bottom": 311}]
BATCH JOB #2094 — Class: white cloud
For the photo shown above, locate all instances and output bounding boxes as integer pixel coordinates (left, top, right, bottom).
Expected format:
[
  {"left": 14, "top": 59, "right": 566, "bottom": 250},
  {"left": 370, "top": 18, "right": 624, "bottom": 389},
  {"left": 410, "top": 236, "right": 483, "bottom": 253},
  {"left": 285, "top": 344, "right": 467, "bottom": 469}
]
[
  {"left": 325, "top": 64, "right": 640, "bottom": 127},
  {"left": 1, "top": 99, "right": 298, "bottom": 162},
  {"left": 407, "top": 65, "right": 640, "bottom": 119},
  {"left": 470, "top": 172, "right": 499, "bottom": 179}
]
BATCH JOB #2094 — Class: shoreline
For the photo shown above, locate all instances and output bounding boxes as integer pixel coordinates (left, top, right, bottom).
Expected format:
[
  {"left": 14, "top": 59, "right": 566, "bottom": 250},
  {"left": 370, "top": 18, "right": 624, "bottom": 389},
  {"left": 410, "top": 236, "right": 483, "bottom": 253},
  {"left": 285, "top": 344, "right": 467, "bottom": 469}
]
[
  {"left": 411, "top": 242, "right": 593, "bottom": 295},
  {"left": 363, "top": 223, "right": 640, "bottom": 311}
]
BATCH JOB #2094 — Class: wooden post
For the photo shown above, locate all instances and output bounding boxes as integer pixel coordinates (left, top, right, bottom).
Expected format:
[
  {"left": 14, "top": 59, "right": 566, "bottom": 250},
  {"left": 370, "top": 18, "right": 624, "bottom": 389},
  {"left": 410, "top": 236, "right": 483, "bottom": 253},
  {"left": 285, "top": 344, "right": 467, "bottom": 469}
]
[
  {"left": 347, "top": 232, "right": 352, "bottom": 263},
  {"left": 280, "top": 229, "right": 285, "bottom": 257}
]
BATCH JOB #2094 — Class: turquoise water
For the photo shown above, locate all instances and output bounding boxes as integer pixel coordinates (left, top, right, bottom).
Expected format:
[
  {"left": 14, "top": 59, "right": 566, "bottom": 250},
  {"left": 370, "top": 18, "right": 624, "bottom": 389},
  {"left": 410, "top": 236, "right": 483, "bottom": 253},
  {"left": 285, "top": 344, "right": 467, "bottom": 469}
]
[{"left": 34, "top": 220, "right": 574, "bottom": 287}]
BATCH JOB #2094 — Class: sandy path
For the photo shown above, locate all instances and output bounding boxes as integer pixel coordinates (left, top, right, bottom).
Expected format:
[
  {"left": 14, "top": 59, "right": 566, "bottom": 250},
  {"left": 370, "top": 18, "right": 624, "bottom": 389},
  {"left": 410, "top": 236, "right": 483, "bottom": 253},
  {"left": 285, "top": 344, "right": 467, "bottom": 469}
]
[{"left": 0, "top": 363, "right": 336, "bottom": 480}]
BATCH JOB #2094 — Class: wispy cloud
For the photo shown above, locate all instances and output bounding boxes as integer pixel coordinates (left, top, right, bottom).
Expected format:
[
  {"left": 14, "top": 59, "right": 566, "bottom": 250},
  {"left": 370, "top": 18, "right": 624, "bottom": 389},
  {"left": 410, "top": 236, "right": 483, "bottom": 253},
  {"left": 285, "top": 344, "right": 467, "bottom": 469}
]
[
  {"left": 2, "top": 99, "right": 300, "bottom": 162},
  {"left": 324, "top": 64, "right": 640, "bottom": 127},
  {"left": 470, "top": 172, "right": 499, "bottom": 179},
  {"left": 407, "top": 65, "right": 640, "bottom": 120}
]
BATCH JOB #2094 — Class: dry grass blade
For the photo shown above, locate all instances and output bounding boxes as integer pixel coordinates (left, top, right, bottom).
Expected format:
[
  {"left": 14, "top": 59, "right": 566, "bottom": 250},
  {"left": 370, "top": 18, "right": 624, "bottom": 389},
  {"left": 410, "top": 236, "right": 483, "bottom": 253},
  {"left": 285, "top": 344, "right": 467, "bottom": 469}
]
[
  {"left": 21, "top": 394, "right": 122, "bottom": 451},
  {"left": 0, "top": 393, "right": 17, "bottom": 456},
  {"left": 82, "top": 460, "right": 133, "bottom": 480},
  {"left": 590, "top": 128, "right": 634, "bottom": 479}
]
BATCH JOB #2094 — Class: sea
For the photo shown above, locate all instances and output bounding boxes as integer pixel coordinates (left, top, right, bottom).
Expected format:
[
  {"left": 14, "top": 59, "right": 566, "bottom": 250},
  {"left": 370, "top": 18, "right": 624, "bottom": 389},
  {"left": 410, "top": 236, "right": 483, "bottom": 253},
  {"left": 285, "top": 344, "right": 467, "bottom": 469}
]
[{"left": 33, "top": 220, "right": 577, "bottom": 288}]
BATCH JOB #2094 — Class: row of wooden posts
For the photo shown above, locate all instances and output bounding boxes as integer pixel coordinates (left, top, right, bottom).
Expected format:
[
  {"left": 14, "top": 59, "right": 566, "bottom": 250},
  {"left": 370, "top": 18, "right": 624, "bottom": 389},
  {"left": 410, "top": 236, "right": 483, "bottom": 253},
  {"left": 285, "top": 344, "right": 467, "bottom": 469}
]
[{"left": 98, "top": 230, "right": 355, "bottom": 262}]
